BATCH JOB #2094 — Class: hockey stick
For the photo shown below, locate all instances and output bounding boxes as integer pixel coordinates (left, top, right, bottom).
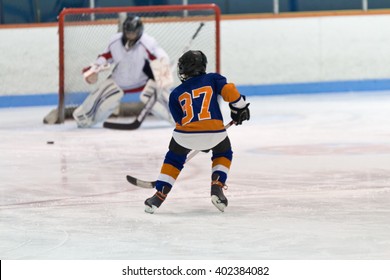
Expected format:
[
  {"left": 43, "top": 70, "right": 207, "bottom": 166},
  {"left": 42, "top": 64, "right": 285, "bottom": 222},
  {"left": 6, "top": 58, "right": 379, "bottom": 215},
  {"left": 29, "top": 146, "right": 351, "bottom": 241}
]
[
  {"left": 184, "top": 120, "right": 234, "bottom": 163},
  {"left": 102, "top": 22, "right": 205, "bottom": 130},
  {"left": 178, "top": 22, "right": 205, "bottom": 59},
  {"left": 126, "top": 120, "right": 234, "bottom": 189},
  {"left": 103, "top": 90, "right": 157, "bottom": 130}
]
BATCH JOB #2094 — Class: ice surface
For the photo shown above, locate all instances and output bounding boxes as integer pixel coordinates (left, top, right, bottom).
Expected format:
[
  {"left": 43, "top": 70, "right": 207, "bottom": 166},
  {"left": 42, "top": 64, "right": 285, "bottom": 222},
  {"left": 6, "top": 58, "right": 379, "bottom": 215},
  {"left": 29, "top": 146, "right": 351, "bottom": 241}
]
[{"left": 1, "top": 92, "right": 390, "bottom": 260}]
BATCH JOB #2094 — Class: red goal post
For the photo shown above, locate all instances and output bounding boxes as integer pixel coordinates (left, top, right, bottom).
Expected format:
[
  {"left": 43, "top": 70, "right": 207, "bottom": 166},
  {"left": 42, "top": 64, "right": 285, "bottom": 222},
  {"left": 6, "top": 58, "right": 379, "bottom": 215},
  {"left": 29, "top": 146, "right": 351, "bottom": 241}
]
[{"left": 52, "top": 4, "right": 220, "bottom": 124}]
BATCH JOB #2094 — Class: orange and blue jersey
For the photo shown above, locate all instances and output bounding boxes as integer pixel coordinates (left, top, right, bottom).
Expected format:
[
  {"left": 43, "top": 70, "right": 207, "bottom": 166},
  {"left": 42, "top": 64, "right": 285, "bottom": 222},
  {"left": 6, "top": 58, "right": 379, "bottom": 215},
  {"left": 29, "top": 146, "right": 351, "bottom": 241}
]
[
  {"left": 154, "top": 73, "right": 241, "bottom": 192},
  {"left": 169, "top": 73, "right": 242, "bottom": 133}
]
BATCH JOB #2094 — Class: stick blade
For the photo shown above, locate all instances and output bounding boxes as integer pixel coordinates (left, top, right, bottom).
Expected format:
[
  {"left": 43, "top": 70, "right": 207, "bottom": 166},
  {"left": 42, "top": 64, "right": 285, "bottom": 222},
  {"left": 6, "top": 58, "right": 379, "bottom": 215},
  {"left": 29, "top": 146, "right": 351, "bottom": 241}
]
[
  {"left": 103, "top": 120, "right": 141, "bottom": 130},
  {"left": 43, "top": 108, "right": 61, "bottom": 124},
  {"left": 126, "top": 175, "right": 155, "bottom": 189}
]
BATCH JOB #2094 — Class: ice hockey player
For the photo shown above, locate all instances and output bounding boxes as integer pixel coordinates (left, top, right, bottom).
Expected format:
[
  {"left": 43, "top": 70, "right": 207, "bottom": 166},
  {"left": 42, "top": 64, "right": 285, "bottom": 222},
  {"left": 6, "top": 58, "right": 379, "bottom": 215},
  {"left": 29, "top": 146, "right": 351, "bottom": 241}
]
[
  {"left": 144, "top": 50, "right": 250, "bottom": 214},
  {"left": 73, "top": 15, "right": 174, "bottom": 128}
]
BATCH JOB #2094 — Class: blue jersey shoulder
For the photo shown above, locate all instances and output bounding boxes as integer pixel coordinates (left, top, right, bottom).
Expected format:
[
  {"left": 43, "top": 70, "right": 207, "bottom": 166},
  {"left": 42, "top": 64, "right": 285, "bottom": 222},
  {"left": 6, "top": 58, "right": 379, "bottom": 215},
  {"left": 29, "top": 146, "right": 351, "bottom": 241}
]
[
  {"left": 169, "top": 73, "right": 228, "bottom": 126},
  {"left": 172, "top": 73, "right": 227, "bottom": 95}
]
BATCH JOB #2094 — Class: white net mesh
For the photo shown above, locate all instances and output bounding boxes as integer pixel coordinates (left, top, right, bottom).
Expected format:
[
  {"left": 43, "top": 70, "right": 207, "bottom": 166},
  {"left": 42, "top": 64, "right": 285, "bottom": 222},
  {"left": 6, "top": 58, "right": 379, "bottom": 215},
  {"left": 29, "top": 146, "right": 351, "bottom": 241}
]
[{"left": 54, "top": 5, "right": 220, "bottom": 123}]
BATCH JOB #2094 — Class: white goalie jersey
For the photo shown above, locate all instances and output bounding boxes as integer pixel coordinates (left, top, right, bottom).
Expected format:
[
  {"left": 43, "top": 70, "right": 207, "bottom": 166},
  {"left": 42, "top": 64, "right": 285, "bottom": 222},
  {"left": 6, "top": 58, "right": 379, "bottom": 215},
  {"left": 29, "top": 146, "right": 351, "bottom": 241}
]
[
  {"left": 93, "top": 32, "right": 172, "bottom": 92},
  {"left": 75, "top": 30, "right": 174, "bottom": 128}
]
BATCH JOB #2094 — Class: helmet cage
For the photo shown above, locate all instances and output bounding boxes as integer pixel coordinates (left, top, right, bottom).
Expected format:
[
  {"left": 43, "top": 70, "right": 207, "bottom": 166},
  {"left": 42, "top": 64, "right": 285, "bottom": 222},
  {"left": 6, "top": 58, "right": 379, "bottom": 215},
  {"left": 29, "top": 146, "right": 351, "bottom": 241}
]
[{"left": 123, "top": 16, "right": 144, "bottom": 42}]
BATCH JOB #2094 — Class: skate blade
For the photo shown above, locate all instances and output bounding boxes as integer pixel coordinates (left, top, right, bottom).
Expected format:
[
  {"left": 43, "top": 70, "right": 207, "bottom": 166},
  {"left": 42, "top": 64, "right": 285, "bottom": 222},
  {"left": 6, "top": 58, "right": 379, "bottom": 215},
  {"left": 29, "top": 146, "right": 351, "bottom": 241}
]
[
  {"left": 211, "top": 195, "right": 226, "bottom": 212},
  {"left": 145, "top": 205, "right": 158, "bottom": 214}
]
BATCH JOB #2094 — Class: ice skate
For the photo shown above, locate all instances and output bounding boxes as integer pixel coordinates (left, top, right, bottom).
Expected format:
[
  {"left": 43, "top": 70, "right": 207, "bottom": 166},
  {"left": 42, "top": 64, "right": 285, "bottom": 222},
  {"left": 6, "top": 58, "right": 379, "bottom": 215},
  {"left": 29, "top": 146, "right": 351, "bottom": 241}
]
[
  {"left": 144, "top": 186, "right": 171, "bottom": 214},
  {"left": 211, "top": 180, "right": 228, "bottom": 212}
]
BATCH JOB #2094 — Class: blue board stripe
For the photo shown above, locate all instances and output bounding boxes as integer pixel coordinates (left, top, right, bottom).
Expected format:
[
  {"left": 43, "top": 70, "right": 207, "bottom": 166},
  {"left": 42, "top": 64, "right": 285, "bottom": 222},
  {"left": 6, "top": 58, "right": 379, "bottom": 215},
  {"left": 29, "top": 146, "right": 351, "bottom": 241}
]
[{"left": 1, "top": 79, "right": 390, "bottom": 108}]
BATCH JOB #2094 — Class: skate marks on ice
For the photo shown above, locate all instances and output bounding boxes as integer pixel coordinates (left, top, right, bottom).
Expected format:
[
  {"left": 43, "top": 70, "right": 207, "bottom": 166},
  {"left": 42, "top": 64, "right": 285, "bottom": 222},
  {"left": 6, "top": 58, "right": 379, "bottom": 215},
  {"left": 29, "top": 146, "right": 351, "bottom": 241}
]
[
  {"left": 1, "top": 92, "right": 390, "bottom": 259},
  {"left": 251, "top": 143, "right": 390, "bottom": 156},
  {"left": 0, "top": 227, "right": 69, "bottom": 259}
]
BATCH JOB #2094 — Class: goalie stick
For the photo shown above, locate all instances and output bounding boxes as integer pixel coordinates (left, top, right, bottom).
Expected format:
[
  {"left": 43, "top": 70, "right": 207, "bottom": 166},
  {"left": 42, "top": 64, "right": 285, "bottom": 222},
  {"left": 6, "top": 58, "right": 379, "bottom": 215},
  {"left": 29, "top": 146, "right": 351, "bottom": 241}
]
[
  {"left": 126, "top": 120, "right": 234, "bottom": 188},
  {"left": 103, "top": 89, "right": 157, "bottom": 130},
  {"left": 102, "top": 22, "right": 205, "bottom": 130},
  {"left": 181, "top": 22, "right": 205, "bottom": 55}
]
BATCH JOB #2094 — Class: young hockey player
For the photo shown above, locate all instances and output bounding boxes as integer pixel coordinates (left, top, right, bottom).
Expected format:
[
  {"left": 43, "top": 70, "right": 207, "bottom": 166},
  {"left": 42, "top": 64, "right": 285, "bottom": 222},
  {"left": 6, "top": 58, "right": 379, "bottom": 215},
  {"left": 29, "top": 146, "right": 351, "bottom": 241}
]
[
  {"left": 144, "top": 50, "right": 250, "bottom": 214},
  {"left": 73, "top": 15, "right": 174, "bottom": 128}
]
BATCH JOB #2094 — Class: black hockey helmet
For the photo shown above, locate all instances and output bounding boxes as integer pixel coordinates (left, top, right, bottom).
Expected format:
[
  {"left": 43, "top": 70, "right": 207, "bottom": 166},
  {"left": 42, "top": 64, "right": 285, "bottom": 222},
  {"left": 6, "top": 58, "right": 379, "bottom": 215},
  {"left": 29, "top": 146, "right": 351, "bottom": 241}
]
[
  {"left": 122, "top": 16, "right": 144, "bottom": 42},
  {"left": 177, "top": 50, "right": 207, "bottom": 82}
]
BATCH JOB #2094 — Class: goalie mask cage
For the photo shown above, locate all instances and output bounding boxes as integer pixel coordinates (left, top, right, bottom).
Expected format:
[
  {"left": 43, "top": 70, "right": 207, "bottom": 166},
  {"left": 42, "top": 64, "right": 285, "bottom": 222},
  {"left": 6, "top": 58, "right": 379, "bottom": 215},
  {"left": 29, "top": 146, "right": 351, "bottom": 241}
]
[{"left": 53, "top": 4, "right": 220, "bottom": 124}]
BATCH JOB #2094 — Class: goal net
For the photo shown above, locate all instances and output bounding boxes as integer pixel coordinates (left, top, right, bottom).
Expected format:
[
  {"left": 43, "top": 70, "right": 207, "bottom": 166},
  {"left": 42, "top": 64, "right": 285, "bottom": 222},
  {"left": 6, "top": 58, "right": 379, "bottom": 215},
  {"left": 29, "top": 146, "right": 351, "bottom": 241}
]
[{"left": 45, "top": 4, "right": 220, "bottom": 124}]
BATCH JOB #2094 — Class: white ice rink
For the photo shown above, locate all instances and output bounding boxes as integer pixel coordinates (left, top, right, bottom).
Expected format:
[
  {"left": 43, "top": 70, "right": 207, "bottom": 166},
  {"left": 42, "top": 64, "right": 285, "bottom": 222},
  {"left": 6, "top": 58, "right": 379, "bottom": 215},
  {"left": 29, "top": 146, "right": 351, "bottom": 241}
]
[{"left": 1, "top": 92, "right": 390, "bottom": 260}]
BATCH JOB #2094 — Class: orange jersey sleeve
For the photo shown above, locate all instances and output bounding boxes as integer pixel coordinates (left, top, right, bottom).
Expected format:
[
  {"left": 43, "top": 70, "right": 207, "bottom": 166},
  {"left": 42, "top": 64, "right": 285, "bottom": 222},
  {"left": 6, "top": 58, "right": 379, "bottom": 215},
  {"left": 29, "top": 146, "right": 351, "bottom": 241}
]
[{"left": 221, "top": 83, "right": 241, "bottom": 103}]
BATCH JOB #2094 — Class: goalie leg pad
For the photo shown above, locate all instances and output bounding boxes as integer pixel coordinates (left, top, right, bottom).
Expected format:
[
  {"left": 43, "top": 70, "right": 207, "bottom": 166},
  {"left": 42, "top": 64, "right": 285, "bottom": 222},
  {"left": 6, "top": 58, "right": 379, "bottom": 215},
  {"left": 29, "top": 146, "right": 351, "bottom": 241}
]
[
  {"left": 140, "top": 79, "right": 158, "bottom": 104},
  {"left": 73, "top": 78, "right": 124, "bottom": 128},
  {"left": 150, "top": 96, "right": 175, "bottom": 125},
  {"left": 140, "top": 80, "right": 174, "bottom": 125}
]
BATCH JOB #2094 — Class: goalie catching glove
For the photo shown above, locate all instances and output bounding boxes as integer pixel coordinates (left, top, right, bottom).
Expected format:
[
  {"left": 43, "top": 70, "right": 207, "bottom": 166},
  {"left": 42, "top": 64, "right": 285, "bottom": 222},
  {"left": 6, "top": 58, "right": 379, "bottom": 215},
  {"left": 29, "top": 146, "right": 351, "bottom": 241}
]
[{"left": 229, "top": 96, "right": 250, "bottom": 125}]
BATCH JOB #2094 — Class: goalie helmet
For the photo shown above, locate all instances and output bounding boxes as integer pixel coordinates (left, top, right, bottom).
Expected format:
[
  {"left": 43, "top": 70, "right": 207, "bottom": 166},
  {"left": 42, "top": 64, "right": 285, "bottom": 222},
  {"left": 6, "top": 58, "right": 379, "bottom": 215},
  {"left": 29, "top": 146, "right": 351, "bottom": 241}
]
[
  {"left": 122, "top": 16, "right": 144, "bottom": 45},
  {"left": 177, "top": 50, "right": 207, "bottom": 82}
]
